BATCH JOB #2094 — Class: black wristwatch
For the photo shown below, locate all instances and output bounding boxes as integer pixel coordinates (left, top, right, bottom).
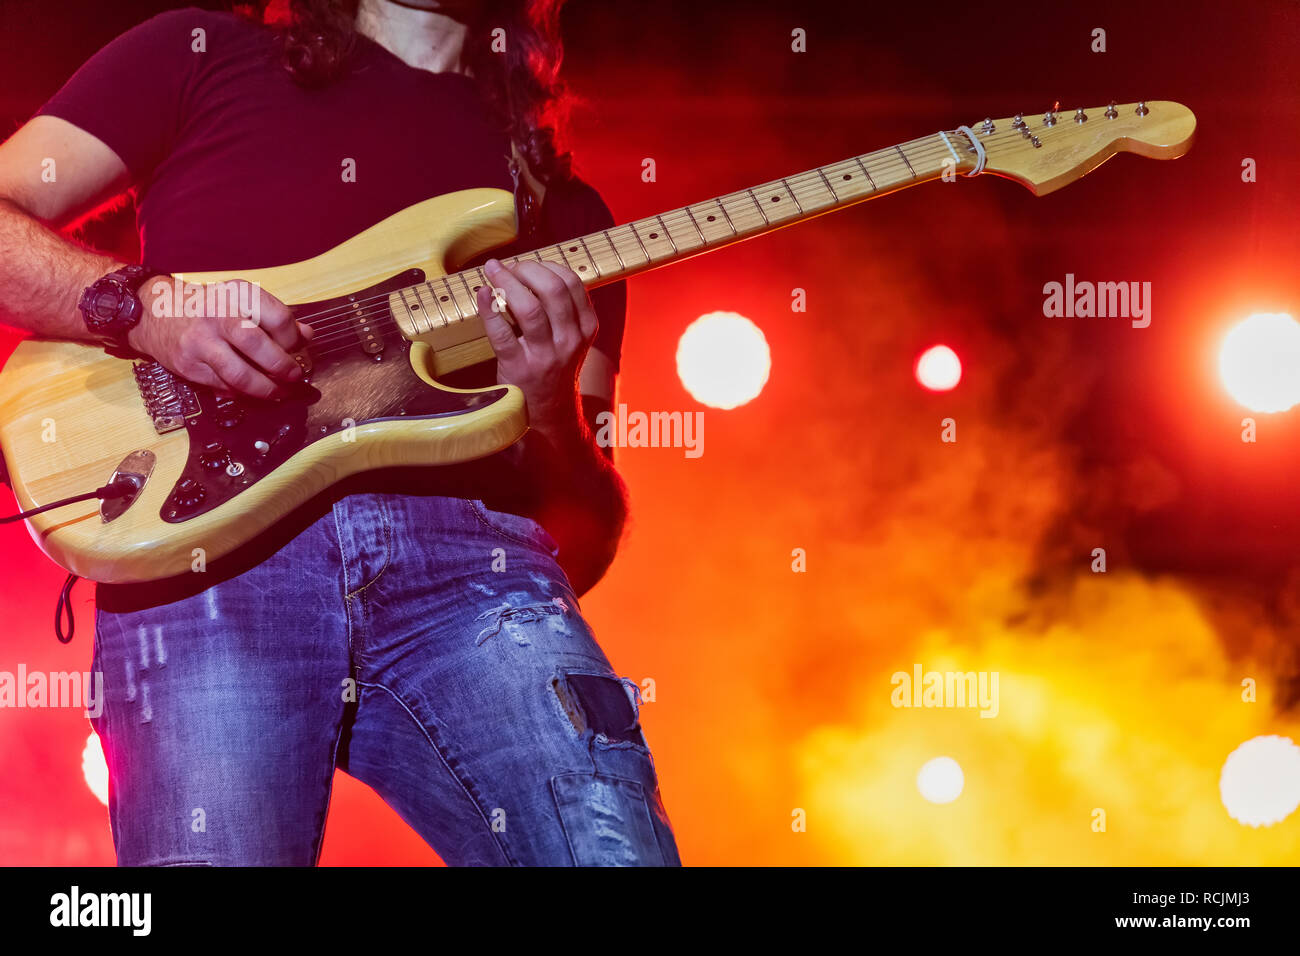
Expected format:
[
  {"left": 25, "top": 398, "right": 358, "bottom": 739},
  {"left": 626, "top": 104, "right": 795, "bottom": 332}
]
[{"left": 78, "top": 265, "right": 156, "bottom": 350}]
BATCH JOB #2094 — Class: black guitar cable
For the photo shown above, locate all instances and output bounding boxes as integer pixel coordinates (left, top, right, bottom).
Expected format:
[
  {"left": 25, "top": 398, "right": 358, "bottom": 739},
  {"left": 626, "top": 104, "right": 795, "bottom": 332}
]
[{"left": 0, "top": 477, "right": 140, "bottom": 643}]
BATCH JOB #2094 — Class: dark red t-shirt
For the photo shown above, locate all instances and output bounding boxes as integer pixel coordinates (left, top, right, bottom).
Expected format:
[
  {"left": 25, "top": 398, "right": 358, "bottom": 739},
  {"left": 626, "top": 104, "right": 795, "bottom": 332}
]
[
  {"left": 37, "top": 7, "right": 625, "bottom": 368},
  {"left": 35, "top": 9, "right": 627, "bottom": 599}
]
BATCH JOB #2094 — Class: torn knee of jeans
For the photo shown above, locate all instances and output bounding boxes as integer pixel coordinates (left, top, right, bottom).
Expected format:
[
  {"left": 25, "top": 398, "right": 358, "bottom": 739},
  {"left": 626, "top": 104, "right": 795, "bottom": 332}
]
[
  {"left": 552, "top": 673, "right": 647, "bottom": 748},
  {"left": 474, "top": 597, "right": 568, "bottom": 646}
]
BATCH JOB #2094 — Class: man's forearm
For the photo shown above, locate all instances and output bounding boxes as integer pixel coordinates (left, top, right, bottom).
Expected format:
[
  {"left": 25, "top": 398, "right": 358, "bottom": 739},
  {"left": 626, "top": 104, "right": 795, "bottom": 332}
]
[
  {"left": 525, "top": 411, "right": 627, "bottom": 597},
  {"left": 0, "top": 196, "right": 121, "bottom": 341}
]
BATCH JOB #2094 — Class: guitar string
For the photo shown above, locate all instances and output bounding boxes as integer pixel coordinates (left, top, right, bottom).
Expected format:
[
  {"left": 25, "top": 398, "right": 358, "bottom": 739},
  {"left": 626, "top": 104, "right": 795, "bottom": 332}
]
[
  {"left": 294, "top": 115, "right": 1111, "bottom": 362},
  {"left": 263, "top": 115, "right": 1122, "bottom": 362},
  {"left": 290, "top": 133, "right": 957, "bottom": 336},
  {"left": 290, "top": 123, "right": 1042, "bottom": 335},
  {"left": 292, "top": 117, "right": 1098, "bottom": 342}
]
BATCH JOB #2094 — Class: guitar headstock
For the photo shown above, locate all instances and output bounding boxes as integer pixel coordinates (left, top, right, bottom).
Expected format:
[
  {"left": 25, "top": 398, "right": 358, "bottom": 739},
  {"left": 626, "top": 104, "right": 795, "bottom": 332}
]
[{"left": 964, "top": 101, "right": 1196, "bottom": 195}]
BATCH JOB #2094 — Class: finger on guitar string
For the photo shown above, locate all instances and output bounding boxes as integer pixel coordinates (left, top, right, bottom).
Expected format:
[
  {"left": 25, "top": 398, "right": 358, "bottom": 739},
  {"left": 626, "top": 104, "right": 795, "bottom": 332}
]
[
  {"left": 483, "top": 258, "right": 553, "bottom": 346},
  {"left": 535, "top": 259, "right": 598, "bottom": 349},
  {"left": 476, "top": 282, "right": 525, "bottom": 363}
]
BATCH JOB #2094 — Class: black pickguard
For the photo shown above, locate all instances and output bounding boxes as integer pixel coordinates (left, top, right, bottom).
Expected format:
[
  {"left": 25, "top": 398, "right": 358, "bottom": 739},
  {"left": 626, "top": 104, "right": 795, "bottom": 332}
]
[{"left": 158, "top": 270, "right": 507, "bottom": 523}]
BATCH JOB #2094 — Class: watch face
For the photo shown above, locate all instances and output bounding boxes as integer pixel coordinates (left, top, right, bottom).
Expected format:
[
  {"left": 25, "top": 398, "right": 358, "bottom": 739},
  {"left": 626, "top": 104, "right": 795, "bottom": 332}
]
[
  {"left": 82, "top": 277, "right": 139, "bottom": 334},
  {"left": 91, "top": 288, "right": 123, "bottom": 319}
]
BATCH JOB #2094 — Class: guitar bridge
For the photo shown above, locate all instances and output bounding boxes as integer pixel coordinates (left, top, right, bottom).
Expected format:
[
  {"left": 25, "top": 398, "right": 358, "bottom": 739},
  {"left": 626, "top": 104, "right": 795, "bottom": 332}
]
[{"left": 132, "top": 360, "right": 201, "bottom": 434}]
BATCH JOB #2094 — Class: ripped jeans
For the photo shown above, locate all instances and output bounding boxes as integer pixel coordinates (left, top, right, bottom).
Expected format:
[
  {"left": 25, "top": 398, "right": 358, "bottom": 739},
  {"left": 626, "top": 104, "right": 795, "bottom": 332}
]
[{"left": 90, "top": 493, "right": 680, "bottom": 866}]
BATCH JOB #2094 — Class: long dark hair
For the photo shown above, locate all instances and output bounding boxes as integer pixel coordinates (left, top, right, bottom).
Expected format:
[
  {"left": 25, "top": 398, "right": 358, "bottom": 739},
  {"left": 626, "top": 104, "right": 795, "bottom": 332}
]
[{"left": 240, "top": 0, "right": 572, "bottom": 184}]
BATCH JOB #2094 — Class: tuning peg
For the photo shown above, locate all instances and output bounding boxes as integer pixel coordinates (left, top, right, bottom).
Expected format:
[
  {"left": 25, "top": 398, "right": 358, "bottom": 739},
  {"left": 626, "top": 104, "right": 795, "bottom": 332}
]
[
  {"left": 1135, "top": 101, "right": 1150, "bottom": 116},
  {"left": 1104, "top": 102, "right": 1119, "bottom": 119},
  {"left": 1073, "top": 107, "right": 1088, "bottom": 123}
]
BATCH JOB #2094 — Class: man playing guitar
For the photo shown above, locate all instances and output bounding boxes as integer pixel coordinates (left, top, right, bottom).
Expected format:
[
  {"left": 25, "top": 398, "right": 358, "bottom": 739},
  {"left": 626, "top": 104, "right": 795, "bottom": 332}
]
[{"left": 0, "top": 0, "right": 680, "bottom": 866}]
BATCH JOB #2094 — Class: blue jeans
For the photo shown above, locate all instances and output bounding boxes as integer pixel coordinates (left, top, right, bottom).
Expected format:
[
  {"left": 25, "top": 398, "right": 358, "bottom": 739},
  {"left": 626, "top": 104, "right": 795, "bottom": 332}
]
[{"left": 90, "top": 493, "right": 679, "bottom": 866}]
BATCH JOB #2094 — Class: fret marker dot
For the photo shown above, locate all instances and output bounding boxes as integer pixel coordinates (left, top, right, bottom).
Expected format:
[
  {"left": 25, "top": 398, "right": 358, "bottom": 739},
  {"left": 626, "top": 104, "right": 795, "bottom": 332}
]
[
  {"left": 649, "top": 233, "right": 658, "bottom": 239},
  {"left": 771, "top": 196, "right": 780, "bottom": 202},
  {"left": 440, "top": 296, "right": 449, "bottom": 302},
  {"left": 569, "top": 246, "right": 578, "bottom": 252},
  {"left": 843, "top": 174, "right": 852, "bottom": 180},
  {"left": 706, "top": 215, "right": 716, "bottom": 222},
  {"left": 579, "top": 265, "right": 587, "bottom": 272}
]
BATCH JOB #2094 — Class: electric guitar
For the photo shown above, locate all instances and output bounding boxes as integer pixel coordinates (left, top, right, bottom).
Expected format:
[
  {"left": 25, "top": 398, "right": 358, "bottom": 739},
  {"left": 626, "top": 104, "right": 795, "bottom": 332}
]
[{"left": 0, "top": 101, "right": 1196, "bottom": 583}]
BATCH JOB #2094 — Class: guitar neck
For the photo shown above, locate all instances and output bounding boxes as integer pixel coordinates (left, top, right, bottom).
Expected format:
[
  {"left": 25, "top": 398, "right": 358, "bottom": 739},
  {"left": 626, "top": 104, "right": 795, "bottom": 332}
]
[
  {"left": 517, "top": 130, "right": 976, "bottom": 286},
  {"left": 395, "top": 130, "right": 976, "bottom": 335}
]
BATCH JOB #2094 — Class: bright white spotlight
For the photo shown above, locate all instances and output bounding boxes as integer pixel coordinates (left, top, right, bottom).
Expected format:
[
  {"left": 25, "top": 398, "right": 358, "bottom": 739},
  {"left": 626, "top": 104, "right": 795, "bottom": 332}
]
[
  {"left": 675, "top": 311, "right": 771, "bottom": 409},
  {"left": 1219, "top": 313, "right": 1300, "bottom": 413},
  {"left": 1219, "top": 735, "right": 1300, "bottom": 827},
  {"left": 917, "top": 756, "right": 964, "bottom": 804},
  {"left": 915, "top": 344, "right": 962, "bottom": 391},
  {"left": 82, "top": 732, "right": 108, "bottom": 807}
]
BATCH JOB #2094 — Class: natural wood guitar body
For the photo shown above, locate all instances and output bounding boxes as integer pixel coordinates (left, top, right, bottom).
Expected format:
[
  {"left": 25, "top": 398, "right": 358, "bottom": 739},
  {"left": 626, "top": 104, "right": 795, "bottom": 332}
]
[{"left": 0, "top": 188, "right": 528, "bottom": 583}]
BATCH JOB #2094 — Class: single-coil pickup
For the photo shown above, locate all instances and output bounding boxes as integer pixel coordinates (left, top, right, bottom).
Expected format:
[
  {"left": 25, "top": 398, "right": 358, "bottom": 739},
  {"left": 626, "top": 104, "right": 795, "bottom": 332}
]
[{"left": 348, "top": 295, "right": 385, "bottom": 355}]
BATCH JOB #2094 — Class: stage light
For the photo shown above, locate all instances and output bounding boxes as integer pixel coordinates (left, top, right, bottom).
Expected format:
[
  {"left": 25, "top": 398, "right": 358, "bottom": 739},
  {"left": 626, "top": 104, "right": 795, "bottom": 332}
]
[
  {"left": 916, "top": 756, "right": 964, "bottom": 804},
  {"left": 1219, "top": 735, "right": 1300, "bottom": 827},
  {"left": 82, "top": 732, "right": 108, "bottom": 807},
  {"left": 915, "top": 344, "right": 962, "bottom": 391},
  {"left": 1218, "top": 313, "right": 1300, "bottom": 413},
  {"left": 675, "top": 311, "right": 771, "bottom": 409}
]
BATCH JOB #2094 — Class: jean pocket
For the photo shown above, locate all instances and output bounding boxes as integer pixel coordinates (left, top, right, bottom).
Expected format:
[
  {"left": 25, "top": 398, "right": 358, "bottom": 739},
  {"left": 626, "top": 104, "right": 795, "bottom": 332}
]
[{"left": 465, "top": 498, "right": 559, "bottom": 554}]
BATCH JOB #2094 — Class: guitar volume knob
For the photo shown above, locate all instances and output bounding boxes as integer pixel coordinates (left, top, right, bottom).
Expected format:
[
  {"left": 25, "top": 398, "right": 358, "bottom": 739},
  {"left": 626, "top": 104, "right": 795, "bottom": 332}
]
[{"left": 171, "top": 477, "right": 206, "bottom": 510}]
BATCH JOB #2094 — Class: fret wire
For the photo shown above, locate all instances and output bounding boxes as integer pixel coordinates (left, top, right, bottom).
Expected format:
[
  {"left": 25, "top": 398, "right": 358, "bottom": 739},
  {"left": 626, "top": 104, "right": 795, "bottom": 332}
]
[
  {"left": 460, "top": 271, "right": 480, "bottom": 315},
  {"left": 684, "top": 205, "right": 708, "bottom": 245},
  {"left": 397, "top": 288, "right": 421, "bottom": 334},
  {"left": 894, "top": 144, "right": 917, "bottom": 178},
  {"left": 424, "top": 282, "right": 453, "bottom": 328},
  {"left": 556, "top": 243, "right": 577, "bottom": 271},
  {"left": 602, "top": 229, "right": 627, "bottom": 270},
  {"left": 627, "top": 223, "right": 652, "bottom": 264},
  {"left": 576, "top": 235, "right": 601, "bottom": 278},
  {"left": 441, "top": 278, "right": 466, "bottom": 320},
  {"left": 780, "top": 177, "right": 805, "bottom": 214},
  {"left": 410, "top": 288, "right": 433, "bottom": 334},
  {"left": 744, "top": 188, "right": 772, "bottom": 226},
  {"left": 654, "top": 214, "right": 679, "bottom": 254},
  {"left": 714, "top": 199, "right": 739, "bottom": 236},
  {"left": 814, "top": 167, "right": 839, "bottom": 202},
  {"left": 853, "top": 156, "right": 878, "bottom": 191}
]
